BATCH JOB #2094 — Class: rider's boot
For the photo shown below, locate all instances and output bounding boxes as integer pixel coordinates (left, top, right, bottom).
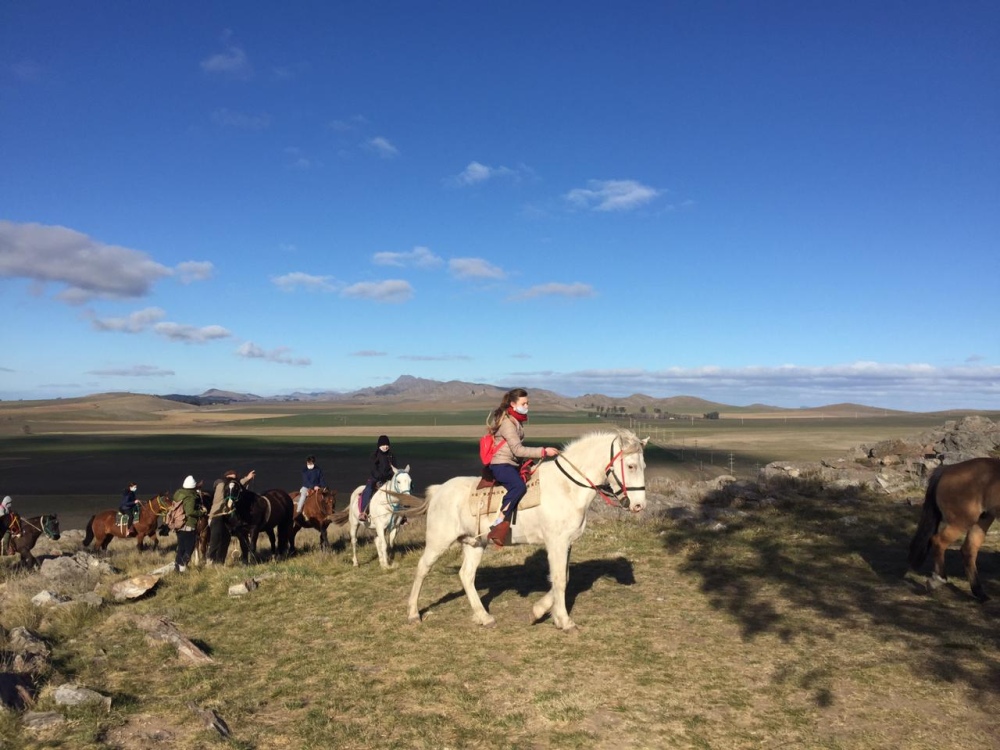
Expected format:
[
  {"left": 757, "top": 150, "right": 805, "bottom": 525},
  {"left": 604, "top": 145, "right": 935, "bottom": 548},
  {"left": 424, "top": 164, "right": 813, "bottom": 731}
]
[{"left": 487, "top": 519, "right": 511, "bottom": 548}]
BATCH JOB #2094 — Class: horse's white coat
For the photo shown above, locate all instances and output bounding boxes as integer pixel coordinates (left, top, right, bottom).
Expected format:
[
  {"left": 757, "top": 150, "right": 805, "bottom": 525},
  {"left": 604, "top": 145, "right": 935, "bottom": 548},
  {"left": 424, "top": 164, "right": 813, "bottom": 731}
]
[
  {"left": 348, "top": 465, "right": 412, "bottom": 569},
  {"left": 407, "top": 430, "right": 647, "bottom": 630}
]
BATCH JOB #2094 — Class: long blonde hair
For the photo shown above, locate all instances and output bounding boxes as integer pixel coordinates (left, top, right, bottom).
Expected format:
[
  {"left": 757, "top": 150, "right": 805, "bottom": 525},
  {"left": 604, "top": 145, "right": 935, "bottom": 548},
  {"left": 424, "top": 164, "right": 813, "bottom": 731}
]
[{"left": 487, "top": 388, "right": 528, "bottom": 431}]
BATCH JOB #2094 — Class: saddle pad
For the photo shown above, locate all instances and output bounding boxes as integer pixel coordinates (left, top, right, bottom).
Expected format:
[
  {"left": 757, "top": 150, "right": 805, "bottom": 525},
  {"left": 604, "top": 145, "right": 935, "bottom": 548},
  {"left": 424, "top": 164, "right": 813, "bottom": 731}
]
[{"left": 468, "top": 475, "right": 541, "bottom": 517}]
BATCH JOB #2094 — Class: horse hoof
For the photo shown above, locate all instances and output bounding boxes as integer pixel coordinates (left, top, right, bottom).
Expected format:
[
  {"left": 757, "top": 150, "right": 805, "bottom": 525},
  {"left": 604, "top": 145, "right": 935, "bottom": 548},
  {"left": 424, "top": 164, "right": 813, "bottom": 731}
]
[{"left": 407, "top": 614, "right": 421, "bottom": 625}]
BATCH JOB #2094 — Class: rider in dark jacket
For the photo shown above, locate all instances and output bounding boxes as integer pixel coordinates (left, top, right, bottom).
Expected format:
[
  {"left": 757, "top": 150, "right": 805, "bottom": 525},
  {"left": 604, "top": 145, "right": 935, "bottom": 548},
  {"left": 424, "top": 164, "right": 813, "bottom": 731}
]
[
  {"left": 119, "top": 482, "right": 139, "bottom": 536},
  {"left": 359, "top": 435, "right": 398, "bottom": 521}
]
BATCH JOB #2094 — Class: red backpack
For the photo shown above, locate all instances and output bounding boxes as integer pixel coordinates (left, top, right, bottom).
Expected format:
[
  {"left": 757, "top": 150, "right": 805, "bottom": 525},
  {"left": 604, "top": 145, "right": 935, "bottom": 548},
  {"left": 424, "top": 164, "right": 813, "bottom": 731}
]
[{"left": 479, "top": 432, "right": 507, "bottom": 466}]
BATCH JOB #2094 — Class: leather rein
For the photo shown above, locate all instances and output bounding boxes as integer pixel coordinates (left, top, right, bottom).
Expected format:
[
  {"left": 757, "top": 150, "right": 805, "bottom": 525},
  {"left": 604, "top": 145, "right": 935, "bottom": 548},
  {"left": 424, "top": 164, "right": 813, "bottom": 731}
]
[{"left": 552, "top": 436, "right": 645, "bottom": 509}]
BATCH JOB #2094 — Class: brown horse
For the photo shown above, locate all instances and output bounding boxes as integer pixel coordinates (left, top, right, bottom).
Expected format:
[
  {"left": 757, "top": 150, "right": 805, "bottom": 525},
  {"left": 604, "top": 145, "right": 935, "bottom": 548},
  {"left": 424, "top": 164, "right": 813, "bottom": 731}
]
[
  {"left": 289, "top": 487, "right": 338, "bottom": 552},
  {"left": 4, "top": 514, "right": 61, "bottom": 568},
  {"left": 909, "top": 457, "right": 1000, "bottom": 601},
  {"left": 83, "top": 494, "right": 172, "bottom": 552},
  {"left": 228, "top": 487, "right": 295, "bottom": 564}
]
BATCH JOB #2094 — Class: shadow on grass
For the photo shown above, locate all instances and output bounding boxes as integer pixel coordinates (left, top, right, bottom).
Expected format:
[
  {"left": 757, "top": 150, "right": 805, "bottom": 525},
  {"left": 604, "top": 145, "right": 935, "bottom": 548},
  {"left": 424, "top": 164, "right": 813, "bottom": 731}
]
[
  {"left": 659, "top": 476, "right": 1000, "bottom": 695},
  {"left": 421, "top": 550, "right": 635, "bottom": 618}
]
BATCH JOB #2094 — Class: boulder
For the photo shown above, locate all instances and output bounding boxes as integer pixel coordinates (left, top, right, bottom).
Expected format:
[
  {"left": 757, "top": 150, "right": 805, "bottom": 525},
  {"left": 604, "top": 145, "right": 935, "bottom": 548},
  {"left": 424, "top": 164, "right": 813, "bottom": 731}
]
[
  {"left": 8, "top": 628, "right": 50, "bottom": 659},
  {"left": 111, "top": 575, "right": 159, "bottom": 602},
  {"left": 31, "top": 591, "right": 70, "bottom": 607},
  {"left": 52, "top": 683, "right": 111, "bottom": 711},
  {"left": 22, "top": 711, "right": 66, "bottom": 730}
]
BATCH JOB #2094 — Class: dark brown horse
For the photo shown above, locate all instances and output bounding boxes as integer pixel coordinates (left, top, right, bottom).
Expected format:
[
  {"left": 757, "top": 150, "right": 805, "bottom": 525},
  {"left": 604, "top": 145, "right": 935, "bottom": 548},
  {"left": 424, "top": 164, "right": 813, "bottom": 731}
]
[
  {"left": 3, "top": 514, "right": 61, "bottom": 568},
  {"left": 83, "top": 494, "right": 172, "bottom": 552},
  {"left": 289, "top": 487, "right": 338, "bottom": 552},
  {"left": 228, "top": 487, "right": 295, "bottom": 564},
  {"left": 909, "top": 457, "right": 1000, "bottom": 601}
]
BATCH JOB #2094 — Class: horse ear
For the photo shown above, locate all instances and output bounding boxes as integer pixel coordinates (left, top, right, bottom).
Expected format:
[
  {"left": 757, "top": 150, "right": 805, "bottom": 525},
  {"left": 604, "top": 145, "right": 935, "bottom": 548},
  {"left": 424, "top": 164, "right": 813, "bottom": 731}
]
[
  {"left": 641, "top": 437, "right": 649, "bottom": 447},
  {"left": 404, "top": 464, "right": 410, "bottom": 473}
]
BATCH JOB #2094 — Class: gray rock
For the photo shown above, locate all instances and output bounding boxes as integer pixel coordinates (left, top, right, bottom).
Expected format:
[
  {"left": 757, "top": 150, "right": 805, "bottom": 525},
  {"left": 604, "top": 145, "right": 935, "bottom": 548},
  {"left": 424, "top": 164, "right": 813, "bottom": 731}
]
[
  {"left": 52, "top": 683, "right": 111, "bottom": 711},
  {"left": 22, "top": 711, "right": 66, "bottom": 730},
  {"left": 8, "top": 628, "right": 50, "bottom": 658},
  {"left": 31, "top": 591, "right": 70, "bottom": 607},
  {"left": 228, "top": 578, "right": 259, "bottom": 597},
  {"left": 71, "top": 592, "right": 104, "bottom": 608},
  {"left": 111, "top": 574, "right": 159, "bottom": 602}
]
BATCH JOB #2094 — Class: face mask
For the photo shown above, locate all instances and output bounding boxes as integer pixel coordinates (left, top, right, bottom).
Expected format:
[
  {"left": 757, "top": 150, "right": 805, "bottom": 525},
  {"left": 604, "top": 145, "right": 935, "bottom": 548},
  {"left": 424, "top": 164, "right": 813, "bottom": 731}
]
[
  {"left": 379, "top": 445, "right": 389, "bottom": 452},
  {"left": 130, "top": 486, "right": 137, "bottom": 492},
  {"left": 306, "top": 464, "right": 314, "bottom": 470},
  {"left": 513, "top": 405, "right": 529, "bottom": 415}
]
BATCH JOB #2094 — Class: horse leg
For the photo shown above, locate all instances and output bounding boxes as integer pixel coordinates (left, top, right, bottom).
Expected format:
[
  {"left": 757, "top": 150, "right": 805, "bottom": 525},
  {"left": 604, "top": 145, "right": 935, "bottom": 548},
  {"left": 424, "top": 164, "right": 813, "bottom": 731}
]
[
  {"left": 407, "top": 532, "right": 459, "bottom": 625},
  {"left": 318, "top": 524, "right": 329, "bottom": 552},
  {"left": 963, "top": 515, "right": 994, "bottom": 601},
  {"left": 458, "top": 543, "right": 495, "bottom": 627},
  {"left": 100, "top": 534, "right": 113, "bottom": 551},
  {"left": 350, "top": 517, "right": 360, "bottom": 567},
  {"left": 928, "top": 523, "right": 967, "bottom": 591},
  {"left": 374, "top": 524, "right": 391, "bottom": 569},
  {"left": 533, "top": 537, "right": 575, "bottom": 631}
]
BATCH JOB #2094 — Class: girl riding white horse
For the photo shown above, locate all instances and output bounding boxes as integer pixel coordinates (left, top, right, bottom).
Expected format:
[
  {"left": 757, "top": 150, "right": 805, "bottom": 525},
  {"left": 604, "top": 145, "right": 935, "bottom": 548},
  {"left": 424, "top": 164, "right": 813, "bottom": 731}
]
[
  {"left": 407, "top": 429, "right": 647, "bottom": 630},
  {"left": 347, "top": 465, "right": 412, "bottom": 569}
]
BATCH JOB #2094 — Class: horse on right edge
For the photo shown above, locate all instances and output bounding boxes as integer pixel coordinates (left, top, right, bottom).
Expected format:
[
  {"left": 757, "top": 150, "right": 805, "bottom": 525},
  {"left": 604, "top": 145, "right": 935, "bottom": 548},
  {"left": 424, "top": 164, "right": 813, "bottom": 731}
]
[{"left": 909, "top": 457, "right": 1000, "bottom": 601}]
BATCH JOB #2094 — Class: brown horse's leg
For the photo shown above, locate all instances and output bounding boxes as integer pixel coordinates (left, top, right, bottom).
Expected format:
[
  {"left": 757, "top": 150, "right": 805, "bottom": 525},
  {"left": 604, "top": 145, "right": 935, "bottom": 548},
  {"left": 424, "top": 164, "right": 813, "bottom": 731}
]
[
  {"left": 962, "top": 515, "right": 994, "bottom": 601},
  {"left": 100, "top": 533, "right": 114, "bottom": 551},
  {"left": 928, "top": 523, "right": 967, "bottom": 589}
]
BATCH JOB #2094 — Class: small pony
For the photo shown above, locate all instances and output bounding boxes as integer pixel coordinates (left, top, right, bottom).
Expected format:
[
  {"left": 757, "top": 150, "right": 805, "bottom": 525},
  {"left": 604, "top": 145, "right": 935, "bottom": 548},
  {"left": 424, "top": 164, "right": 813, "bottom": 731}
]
[
  {"left": 2, "top": 514, "right": 61, "bottom": 568},
  {"left": 289, "top": 487, "right": 338, "bottom": 552},
  {"left": 340, "top": 465, "right": 412, "bottom": 569},
  {"left": 909, "top": 457, "right": 1000, "bottom": 601}
]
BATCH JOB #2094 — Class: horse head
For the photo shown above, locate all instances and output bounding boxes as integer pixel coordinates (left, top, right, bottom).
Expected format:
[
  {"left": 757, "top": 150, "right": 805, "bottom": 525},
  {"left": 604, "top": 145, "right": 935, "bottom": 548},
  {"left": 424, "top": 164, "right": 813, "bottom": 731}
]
[
  {"left": 316, "top": 488, "right": 337, "bottom": 516},
  {"left": 42, "top": 514, "right": 61, "bottom": 540},
  {"left": 391, "top": 465, "right": 413, "bottom": 496},
  {"left": 609, "top": 430, "right": 648, "bottom": 513}
]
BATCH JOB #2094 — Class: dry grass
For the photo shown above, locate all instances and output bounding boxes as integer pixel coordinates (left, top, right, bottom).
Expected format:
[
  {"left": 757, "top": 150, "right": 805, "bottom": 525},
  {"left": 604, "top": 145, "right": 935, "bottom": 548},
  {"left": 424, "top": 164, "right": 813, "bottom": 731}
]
[{"left": 3, "top": 490, "right": 1000, "bottom": 749}]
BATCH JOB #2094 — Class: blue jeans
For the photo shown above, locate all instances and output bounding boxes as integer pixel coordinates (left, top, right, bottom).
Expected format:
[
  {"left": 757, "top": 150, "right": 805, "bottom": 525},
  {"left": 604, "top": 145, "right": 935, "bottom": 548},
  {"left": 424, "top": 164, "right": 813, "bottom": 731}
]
[{"left": 491, "top": 464, "right": 526, "bottom": 520}]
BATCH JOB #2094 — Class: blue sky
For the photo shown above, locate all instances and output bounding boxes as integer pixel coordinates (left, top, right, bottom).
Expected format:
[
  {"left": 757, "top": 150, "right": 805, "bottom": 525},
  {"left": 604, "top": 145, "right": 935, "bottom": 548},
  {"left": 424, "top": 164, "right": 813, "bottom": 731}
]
[{"left": 1, "top": 2, "right": 997, "bottom": 411}]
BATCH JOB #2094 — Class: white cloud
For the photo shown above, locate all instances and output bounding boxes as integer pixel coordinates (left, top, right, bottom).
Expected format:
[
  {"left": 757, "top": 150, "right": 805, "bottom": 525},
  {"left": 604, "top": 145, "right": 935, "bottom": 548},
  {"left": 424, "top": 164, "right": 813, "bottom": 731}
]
[
  {"left": 342, "top": 280, "right": 413, "bottom": 303},
  {"left": 90, "top": 307, "right": 167, "bottom": 333},
  {"left": 272, "top": 272, "right": 339, "bottom": 293},
  {"left": 0, "top": 220, "right": 171, "bottom": 303},
  {"left": 211, "top": 108, "right": 270, "bottom": 130},
  {"left": 10, "top": 60, "right": 42, "bottom": 83},
  {"left": 87, "top": 365, "right": 174, "bottom": 377},
  {"left": 329, "top": 115, "right": 368, "bottom": 132},
  {"left": 513, "top": 282, "right": 596, "bottom": 300},
  {"left": 236, "top": 342, "right": 310, "bottom": 366},
  {"left": 153, "top": 322, "right": 232, "bottom": 343},
  {"left": 449, "top": 161, "right": 518, "bottom": 186},
  {"left": 366, "top": 136, "right": 399, "bottom": 158},
  {"left": 352, "top": 350, "right": 388, "bottom": 357},
  {"left": 449, "top": 258, "right": 506, "bottom": 280},
  {"left": 175, "top": 261, "right": 214, "bottom": 283},
  {"left": 200, "top": 32, "right": 252, "bottom": 77},
  {"left": 398, "top": 354, "right": 472, "bottom": 361},
  {"left": 565, "top": 179, "right": 660, "bottom": 212},
  {"left": 373, "top": 246, "right": 442, "bottom": 268},
  {"left": 511, "top": 362, "right": 1000, "bottom": 411}
]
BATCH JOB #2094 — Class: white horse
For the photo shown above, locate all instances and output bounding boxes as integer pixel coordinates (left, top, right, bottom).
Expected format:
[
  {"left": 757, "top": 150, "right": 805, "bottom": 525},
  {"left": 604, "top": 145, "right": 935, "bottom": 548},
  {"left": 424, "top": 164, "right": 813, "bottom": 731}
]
[
  {"left": 348, "top": 465, "right": 412, "bottom": 569},
  {"left": 407, "top": 429, "right": 647, "bottom": 630}
]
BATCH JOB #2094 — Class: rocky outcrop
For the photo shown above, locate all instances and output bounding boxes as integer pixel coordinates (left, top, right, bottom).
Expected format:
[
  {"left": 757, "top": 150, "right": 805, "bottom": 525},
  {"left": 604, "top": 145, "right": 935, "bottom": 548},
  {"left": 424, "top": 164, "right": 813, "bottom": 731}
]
[{"left": 645, "top": 417, "right": 1000, "bottom": 523}]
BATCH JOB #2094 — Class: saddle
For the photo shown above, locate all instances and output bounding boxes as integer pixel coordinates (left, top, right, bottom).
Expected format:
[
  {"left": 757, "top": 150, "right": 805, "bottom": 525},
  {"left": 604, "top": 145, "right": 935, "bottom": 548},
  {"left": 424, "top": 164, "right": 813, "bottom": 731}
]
[{"left": 468, "top": 474, "right": 542, "bottom": 517}]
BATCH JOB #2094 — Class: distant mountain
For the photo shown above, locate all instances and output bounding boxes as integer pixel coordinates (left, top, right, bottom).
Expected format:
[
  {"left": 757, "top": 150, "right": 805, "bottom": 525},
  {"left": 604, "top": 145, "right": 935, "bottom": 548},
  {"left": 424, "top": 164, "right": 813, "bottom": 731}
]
[
  {"left": 161, "top": 388, "right": 265, "bottom": 406},
  {"left": 153, "top": 376, "right": 917, "bottom": 415}
]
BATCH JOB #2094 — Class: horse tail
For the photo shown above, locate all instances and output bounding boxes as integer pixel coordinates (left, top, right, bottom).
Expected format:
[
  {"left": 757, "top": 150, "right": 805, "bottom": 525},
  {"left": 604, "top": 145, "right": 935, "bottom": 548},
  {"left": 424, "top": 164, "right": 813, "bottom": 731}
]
[
  {"left": 909, "top": 466, "right": 945, "bottom": 570},
  {"left": 82, "top": 516, "right": 96, "bottom": 547},
  {"left": 330, "top": 509, "right": 350, "bottom": 526}
]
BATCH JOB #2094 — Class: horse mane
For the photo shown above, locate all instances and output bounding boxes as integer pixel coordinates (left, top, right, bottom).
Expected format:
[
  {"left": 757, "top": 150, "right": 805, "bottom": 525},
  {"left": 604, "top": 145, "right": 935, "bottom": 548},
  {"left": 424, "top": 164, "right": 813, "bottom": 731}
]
[{"left": 564, "top": 428, "right": 644, "bottom": 454}]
